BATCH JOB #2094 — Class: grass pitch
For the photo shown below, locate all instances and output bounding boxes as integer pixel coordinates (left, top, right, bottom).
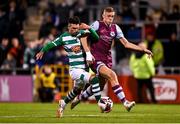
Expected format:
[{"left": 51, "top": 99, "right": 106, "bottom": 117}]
[{"left": 0, "top": 102, "right": 180, "bottom": 123}]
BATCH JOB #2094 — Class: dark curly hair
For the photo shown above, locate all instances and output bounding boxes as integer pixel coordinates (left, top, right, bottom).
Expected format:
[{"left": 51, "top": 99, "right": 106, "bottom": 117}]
[{"left": 68, "top": 16, "right": 80, "bottom": 25}]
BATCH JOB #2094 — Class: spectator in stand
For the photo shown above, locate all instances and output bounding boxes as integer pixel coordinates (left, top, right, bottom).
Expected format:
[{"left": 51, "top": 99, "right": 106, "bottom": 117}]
[
  {"left": 0, "top": 37, "right": 9, "bottom": 66},
  {"left": 144, "top": 15, "right": 156, "bottom": 39},
  {"left": 165, "top": 4, "right": 180, "bottom": 39},
  {"left": 39, "top": 26, "right": 58, "bottom": 65},
  {"left": 39, "top": 13, "right": 55, "bottom": 39},
  {"left": 145, "top": 7, "right": 171, "bottom": 39},
  {"left": 169, "top": 32, "right": 179, "bottom": 42},
  {"left": 23, "top": 40, "right": 39, "bottom": 69},
  {"left": 43, "top": 26, "right": 58, "bottom": 45},
  {"left": 163, "top": 32, "right": 180, "bottom": 67},
  {"left": 85, "top": 0, "right": 99, "bottom": 21},
  {"left": 1, "top": 51, "right": 16, "bottom": 73},
  {"left": 56, "top": 0, "right": 71, "bottom": 32},
  {"left": 121, "top": 4, "right": 136, "bottom": 21},
  {"left": 6, "top": 0, "right": 22, "bottom": 39},
  {"left": 168, "top": 4, "right": 180, "bottom": 20},
  {"left": 0, "top": 9, "right": 8, "bottom": 40},
  {"left": 130, "top": 42, "right": 157, "bottom": 103},
  {"left": 155, "top": 7, "right": 174, "bottom": 39},
  {"left": 47, "top": 3, "right": 59, "bottom": 27},
  {"left": 139, "top": 0, "right": 149, "bottom": 20},
  {"left": 73, "top": 0, "right": 89, "bottom": 24},
  {"left": 9, "top": 38, "right": 24, "bottom": 67}
]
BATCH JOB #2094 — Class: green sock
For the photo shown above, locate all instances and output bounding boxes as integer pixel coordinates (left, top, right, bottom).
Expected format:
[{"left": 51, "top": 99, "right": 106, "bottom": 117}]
[{"left": 90, "top": 76, "right": 101, "bottom": 102}]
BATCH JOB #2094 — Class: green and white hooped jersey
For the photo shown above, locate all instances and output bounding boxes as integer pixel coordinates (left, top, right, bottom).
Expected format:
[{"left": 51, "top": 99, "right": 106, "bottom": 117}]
[{"left": 51, "top": 30, "right": 88, "bottom": 70}]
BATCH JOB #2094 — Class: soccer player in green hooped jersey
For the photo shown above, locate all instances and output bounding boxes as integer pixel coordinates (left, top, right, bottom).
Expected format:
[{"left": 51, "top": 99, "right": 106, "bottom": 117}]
[{"left": 36, "top": 16, "right": 102, "bottom": 118}]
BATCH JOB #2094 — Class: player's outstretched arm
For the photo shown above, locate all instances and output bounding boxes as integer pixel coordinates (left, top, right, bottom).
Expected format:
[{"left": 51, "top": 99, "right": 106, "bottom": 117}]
[
  {"left": 80, "top": 36, "right": 95, "bottom": 65},
  {"left": 80, "top": 23, "right": 99, "bottom": 41},
  {"left": 119, "top": 37, "right": 153, "bottom": 58},
  {"left": 89, "top": 28, "right": 99, "bottom": 41},
  {"left": 36, "top": 38, "right": 61, "bottom": 60},
  {"left": 35, "top": 42, "right": 55, "bottom": 60}
]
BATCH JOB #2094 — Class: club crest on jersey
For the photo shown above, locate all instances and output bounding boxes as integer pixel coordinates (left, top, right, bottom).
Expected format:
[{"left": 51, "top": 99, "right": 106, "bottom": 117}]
[{"left": 110, "top": 32, "right": 115, "bottom": 37}]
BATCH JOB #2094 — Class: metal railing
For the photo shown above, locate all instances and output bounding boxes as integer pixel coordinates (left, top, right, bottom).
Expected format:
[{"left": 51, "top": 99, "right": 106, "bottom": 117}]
[{"left": 0, "top": 66, "right": 180, "bottom": 75}]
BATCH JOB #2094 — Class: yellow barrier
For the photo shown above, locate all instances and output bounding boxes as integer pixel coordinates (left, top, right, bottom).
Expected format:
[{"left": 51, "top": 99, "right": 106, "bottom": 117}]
[{"left": 35, "top": 64, "right": 72, "bottom": 98}]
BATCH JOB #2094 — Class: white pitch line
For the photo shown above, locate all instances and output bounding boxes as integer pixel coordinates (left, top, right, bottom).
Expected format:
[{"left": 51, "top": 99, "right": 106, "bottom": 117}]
[
  {"left": 0, "top": 114, "right": 180, "bottom": 118},
  {"left": 0, "top": 114, "right": 110, "bottom": 118},
  {"left": 0, "top": 115, "right": 49, "bottom": 118}
]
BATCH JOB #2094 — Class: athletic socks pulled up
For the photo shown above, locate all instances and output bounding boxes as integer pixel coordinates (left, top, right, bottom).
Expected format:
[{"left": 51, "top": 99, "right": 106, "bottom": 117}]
[
  {"left": 112, "top": 85, "right": 126, "bottom": 103},
  {"left": 90, "top": 76, "right": 101, "bottom": 102}
]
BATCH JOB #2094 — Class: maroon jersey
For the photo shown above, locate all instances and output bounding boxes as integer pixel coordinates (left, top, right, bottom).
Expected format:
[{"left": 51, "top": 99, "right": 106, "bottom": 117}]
[{"left": 90, "top": 21, "right": 124, "bottom": 71}]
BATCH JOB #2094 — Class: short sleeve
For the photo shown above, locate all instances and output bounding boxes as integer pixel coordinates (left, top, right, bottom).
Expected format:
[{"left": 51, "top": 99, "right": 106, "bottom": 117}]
[
  {"left": 90, "top": 21, "right": 99, "bottom": 31},
  {"left": 115, "top": 24, "right": 124, "bottom": 39}
]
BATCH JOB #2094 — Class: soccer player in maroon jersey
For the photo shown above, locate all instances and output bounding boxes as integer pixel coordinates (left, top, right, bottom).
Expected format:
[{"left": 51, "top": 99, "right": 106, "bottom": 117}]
[{"left": 71, "top": 7, "right": 153, "bottom": 111}]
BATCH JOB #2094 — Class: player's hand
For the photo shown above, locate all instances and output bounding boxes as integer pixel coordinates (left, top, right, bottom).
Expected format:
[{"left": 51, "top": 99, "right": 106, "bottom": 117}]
[
  {"left": 86, "top": 56, "right": 95, "bottom": 65},
  {"left": 86, "top": 51, "right": 95, "bottom": 65},
  {"left": 143, "top": 48, "right": 153, "bottom": 58},
  {"left": 80, "top": 23, "right": 90, "bottom": 30},
  {"left": 88, "top": 55, "right": 95, "bottom": 64},
  {"left": 36, "top": 51, "right": 44, "bottom": 60}
]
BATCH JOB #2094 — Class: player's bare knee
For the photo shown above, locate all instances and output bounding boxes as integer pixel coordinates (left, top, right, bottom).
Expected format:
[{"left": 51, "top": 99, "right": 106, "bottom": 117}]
[{"left": 89, "top": 74, "right": 96, "bottom": 81}]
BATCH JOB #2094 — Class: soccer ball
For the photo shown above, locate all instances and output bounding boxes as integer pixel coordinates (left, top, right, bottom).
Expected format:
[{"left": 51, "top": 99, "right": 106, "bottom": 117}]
[{"left": 98, "top": 97, "right": 113, "bottom": 113}]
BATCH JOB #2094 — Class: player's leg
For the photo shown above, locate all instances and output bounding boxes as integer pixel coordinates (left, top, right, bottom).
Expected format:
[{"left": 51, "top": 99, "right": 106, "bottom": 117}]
[
  {"left": 69, "top": 69, "right": 101, "bottom": 109},
  {"left": 89, "top": 74, "right": 101, "bottom": 102},
  {"left": 57, "top": 87, "right": 82, "bottom": 118},
  {"left": 57, "top": 68, "right": 86, "bottom": 118},
  {"left": 98, "top": 65, "right": 135, "bottom": 112},
  {"left": 99, "top": 75, "right": 108, "bottom": 90},
  {"left": 80, "top": 75, "right": 106, "bottom": 99},
  {"left": 70, "top": 85, "right": 92, "bottom": 110},
  {"left": 73, "top": 69, "right": 101, "bottom": 102},
  {"left": 71, "top": 75, "right": 106, "bottom": 109},
  {"left": 77, "top": 62, "right": 107, "bottom": 99}
]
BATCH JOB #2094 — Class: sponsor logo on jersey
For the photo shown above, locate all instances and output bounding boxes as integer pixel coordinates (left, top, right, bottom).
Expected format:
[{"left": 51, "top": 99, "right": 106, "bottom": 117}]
[{"left": 71, "top": 45, "right": 81, "bottom": 53}]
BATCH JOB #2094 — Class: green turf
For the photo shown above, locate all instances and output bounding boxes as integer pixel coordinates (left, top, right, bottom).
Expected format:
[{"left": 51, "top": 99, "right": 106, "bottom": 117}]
[{"left": 0, "top": 102, "right": 179, "bottom": 123}]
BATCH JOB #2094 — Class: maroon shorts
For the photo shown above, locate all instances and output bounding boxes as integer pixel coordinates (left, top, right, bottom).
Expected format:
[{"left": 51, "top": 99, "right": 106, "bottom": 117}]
[{"left": 90, "top": 60, "right": 112, "bottom": 74}]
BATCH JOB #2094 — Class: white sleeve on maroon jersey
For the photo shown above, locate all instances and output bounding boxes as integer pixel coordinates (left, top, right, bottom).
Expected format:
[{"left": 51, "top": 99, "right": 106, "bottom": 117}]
[
  {"left": 115, "top": 24, "right": 124, "bottom": 39},
  {"left": 90, "top": 21, "right": 99, "bottom": 31}
]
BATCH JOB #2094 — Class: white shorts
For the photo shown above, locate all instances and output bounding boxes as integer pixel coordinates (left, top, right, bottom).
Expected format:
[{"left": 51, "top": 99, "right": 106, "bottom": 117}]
[{"left": 70, "top": 68, "right": 91, "bottom": 89}]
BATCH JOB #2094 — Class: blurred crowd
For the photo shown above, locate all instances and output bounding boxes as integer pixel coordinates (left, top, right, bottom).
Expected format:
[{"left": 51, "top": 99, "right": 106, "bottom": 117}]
[{"left": 0, "top": 0, "right": 180, "bottom": 74}]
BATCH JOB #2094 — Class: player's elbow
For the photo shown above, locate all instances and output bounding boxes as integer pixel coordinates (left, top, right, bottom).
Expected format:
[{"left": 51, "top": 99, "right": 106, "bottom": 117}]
[
  {"left": 120, "top": 37, "right": 129, "bottom": 48},
  {"left": 123, "top": 42, "right": 130, "bottom": 49}
]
